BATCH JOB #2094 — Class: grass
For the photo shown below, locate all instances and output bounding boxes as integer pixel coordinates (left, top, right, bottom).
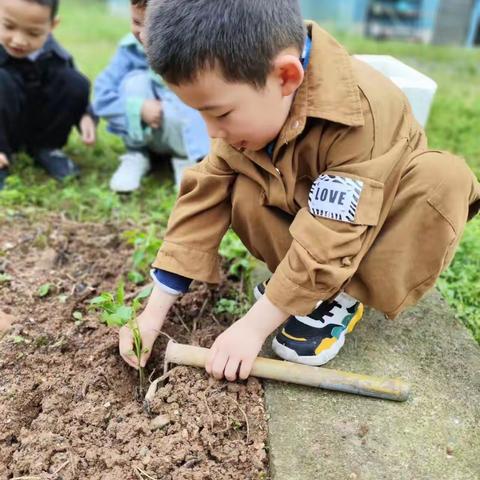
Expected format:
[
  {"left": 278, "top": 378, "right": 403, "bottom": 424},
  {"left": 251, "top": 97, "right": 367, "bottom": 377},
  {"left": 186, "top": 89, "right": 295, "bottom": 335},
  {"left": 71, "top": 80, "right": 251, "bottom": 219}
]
[{"left": 0, "top": 0, "right": 479, "bottom": 342}]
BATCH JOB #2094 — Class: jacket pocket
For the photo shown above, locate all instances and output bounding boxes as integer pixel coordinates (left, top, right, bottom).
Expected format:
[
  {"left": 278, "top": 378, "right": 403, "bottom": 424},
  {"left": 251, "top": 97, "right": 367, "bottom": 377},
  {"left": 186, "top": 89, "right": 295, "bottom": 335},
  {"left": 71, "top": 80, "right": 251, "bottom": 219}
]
[{"left": 310, "top": 172, "right": 384, "bottom": 227}]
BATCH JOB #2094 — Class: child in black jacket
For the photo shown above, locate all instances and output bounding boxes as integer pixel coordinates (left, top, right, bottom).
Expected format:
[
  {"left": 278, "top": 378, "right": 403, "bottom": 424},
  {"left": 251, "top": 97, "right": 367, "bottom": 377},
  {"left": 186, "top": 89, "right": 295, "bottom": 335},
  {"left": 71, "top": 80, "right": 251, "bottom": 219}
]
[{"left": 0, "top": 0, "right": 96, "bottom": 190}]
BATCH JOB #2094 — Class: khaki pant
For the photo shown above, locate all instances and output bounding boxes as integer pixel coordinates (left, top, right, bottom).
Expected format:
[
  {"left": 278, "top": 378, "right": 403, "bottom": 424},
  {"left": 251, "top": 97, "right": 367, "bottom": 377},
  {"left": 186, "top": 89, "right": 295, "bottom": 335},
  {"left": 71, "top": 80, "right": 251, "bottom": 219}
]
[{"left": 231, "top": 151, "right": 480, "bottom": 319}]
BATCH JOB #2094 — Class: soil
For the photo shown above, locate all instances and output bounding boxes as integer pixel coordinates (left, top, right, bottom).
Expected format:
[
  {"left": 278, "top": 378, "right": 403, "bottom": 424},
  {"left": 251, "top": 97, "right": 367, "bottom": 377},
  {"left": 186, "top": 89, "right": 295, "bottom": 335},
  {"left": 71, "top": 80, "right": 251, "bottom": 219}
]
[{"left": 0, "top": 214, "right": 269, "bottom": 480}]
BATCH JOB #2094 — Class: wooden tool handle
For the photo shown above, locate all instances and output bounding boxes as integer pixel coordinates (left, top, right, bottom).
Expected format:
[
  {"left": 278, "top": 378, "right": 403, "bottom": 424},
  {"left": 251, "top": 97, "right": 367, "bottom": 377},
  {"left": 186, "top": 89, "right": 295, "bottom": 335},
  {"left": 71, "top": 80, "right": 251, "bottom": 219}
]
[{"left": 165, "top": 341, "right": 410, "bottom": 402}]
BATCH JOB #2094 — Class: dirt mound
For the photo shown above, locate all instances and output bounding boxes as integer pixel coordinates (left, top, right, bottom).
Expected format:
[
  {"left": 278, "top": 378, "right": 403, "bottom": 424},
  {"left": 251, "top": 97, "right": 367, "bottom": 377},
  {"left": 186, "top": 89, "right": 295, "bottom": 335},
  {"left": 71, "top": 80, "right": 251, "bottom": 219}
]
[{"left": 0, "top": 214, "right": 268, "bottom": 479}]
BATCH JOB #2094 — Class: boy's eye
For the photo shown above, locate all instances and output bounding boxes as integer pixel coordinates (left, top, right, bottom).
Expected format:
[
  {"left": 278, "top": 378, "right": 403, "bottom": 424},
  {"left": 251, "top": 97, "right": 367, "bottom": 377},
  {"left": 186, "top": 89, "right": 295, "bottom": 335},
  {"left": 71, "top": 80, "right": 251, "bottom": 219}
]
[
  {"left": 29, "top": 31, "right": 42, "bottom": 38},
  {"left": 218, "top": 111, "right": 232, "bottom": 119},
  {"left": 3, "top": 23, "right": 15, "bottom": 30}
]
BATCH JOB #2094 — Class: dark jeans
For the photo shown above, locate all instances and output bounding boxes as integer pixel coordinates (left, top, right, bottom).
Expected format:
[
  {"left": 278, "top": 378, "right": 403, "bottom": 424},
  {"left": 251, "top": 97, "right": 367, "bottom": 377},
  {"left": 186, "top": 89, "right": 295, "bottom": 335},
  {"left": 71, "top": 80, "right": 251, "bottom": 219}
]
[{"left": 0, "top": 64, "right": 89, "bottom": 160}]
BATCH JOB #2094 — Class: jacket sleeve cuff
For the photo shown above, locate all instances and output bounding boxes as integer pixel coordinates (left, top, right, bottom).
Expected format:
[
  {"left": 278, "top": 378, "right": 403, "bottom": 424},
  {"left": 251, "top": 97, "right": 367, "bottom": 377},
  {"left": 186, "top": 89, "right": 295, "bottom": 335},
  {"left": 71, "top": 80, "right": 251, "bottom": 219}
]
[
  {"left": 265, "top": 267, "right": 338, "bottom": 316},
  {"left": 126, "top": 96, "right": 150, "bottom": 142},
  {"left": 152, "top": 240, "right": 222, "bottom": 284}
]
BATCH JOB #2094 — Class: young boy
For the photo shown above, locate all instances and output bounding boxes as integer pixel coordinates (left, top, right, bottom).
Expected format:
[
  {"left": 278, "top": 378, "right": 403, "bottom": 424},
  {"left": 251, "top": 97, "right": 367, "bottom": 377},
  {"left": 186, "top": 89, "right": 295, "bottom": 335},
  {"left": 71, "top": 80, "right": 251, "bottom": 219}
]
[
  {"left": 93, "top": 0, "right": 209, "bottom": 193},
  {"left": 0, "top": 0, "right": 96, "bottom": 191},
  {"left": 119, "top": 0, "right": 480, "bottom": 381}
]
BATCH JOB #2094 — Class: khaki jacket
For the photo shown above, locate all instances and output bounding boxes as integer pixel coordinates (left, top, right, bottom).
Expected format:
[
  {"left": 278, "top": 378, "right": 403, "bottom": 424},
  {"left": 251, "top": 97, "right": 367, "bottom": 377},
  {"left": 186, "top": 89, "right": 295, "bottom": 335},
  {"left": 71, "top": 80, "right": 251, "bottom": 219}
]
[{"left": 152, "top": 22, "right": 477, "bottom": 316}]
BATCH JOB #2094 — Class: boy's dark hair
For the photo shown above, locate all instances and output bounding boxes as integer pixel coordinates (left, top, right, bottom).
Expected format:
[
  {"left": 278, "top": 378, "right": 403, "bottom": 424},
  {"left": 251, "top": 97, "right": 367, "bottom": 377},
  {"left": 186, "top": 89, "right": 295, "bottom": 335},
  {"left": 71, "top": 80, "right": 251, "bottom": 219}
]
[
  {"left": 27, "top": 0, "right": 59, "bottom": 19},
  {"left": 146, "top": 0, "right": 306, "bottom": 88},
  {"left": 131, "top": 0, "right": 148, "bottom": 7}
]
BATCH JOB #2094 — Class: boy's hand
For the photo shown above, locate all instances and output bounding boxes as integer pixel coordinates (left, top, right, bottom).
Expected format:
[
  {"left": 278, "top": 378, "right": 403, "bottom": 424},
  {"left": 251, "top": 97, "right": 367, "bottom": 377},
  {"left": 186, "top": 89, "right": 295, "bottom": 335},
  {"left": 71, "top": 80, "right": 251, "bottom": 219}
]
[
  {"left": 141, "top": 99, "right": 163, "bottom": 129},
  {"left": 206, "top": 294, "right": 289, "bottom": 381},
  {"left": 119, "top": 310, "right": 163, "bottom": 369},
  {"left": 79, "top": 114, "right": 97, "bottom": 146},
  {"left": 118, "top": 284, "right": 177, "bottom": 369},
  {"left": 0, "top": 153, "right": 9, "bottom": 169}
]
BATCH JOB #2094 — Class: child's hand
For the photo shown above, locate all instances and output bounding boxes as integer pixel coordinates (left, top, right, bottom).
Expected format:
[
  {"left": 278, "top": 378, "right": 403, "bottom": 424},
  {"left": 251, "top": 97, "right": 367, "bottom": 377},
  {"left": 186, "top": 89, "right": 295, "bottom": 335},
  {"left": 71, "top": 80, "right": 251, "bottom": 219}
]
[
  {"left": 118, "top": 284, "right": 176, "bottom": 369},
  {"left": 119, "top": 310, "right": 163, "bottom": 369},
  {"left": 141, "top": 99, "right": 163, "bottom": 129},
  {"left": 0, "top": 153, "right": 9, "bottom": 169},
  {"left": 79, "top": 114, "right": 96, "bottom": 146},
  {"left": 206, "top": 294, "right": 289, "bottom": 381}
]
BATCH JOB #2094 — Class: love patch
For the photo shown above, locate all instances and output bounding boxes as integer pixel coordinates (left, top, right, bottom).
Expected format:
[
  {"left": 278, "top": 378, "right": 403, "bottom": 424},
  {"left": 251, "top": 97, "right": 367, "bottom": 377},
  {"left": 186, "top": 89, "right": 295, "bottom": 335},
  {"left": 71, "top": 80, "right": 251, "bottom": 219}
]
[{"left": 308, "top": 175, "right": 363, "bottom": 223}]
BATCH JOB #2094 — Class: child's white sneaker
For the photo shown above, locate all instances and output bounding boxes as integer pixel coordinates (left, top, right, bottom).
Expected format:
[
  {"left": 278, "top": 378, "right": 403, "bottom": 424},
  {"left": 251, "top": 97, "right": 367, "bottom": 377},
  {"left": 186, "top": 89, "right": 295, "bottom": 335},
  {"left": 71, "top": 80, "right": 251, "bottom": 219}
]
[{"left": 110, "top": 151, "right": 150, "bottom": 193}]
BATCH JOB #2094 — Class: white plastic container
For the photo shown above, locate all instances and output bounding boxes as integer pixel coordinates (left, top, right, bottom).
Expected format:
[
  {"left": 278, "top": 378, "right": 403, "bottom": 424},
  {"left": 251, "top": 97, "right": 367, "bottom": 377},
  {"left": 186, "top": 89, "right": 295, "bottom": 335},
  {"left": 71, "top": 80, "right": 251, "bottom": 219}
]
[
  {"left": 354, "top": 55, "right": 438, "bottom": 128},
  {"left": 171, "top": 157, "right": 197, "bottom": 189}
]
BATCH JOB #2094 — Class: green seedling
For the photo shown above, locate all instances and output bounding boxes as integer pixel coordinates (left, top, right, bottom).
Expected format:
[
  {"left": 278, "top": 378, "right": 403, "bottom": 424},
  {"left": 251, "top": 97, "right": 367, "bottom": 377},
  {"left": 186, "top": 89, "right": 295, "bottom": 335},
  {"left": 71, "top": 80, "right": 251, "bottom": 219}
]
[
  {"left": 214, "top": 298, "right": 248, "bottom": 317},
  {"left": 0, "top": 273, "right": 12, "bottom": 283},
  {"left": 123, "top": 226, "right": 163, "bottom": 285},
  {"left": 13, "top": 335, "right": 30, "bottom": 345},
  {"left": 90, "top": 282, "right": 152, "bottom": 393},
  {"left": 38, "top": 283, "right": 52, "bottom": 298},
  {"left": 219, "top": 230, "right": 253, "bottom": 278}
]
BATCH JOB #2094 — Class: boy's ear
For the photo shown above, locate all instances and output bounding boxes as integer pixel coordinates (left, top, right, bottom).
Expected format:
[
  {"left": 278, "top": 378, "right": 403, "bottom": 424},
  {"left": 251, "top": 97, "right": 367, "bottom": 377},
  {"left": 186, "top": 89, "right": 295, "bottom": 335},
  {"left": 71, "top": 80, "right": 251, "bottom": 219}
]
[
  {"left": 273, "top": 54, "right": 304, "bottom": 97},
  {"left": 51, "top": 16, "right": 60, "bottom": 30}
]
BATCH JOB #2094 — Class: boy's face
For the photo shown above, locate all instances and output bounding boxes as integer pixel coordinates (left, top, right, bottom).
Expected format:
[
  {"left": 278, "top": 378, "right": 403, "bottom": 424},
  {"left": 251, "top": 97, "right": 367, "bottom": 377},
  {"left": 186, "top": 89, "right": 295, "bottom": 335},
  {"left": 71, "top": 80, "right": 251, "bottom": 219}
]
[
  {"left": 0, "top": 0, "right": 57, "bottom": 58},
  {"left": 167, "top": 54, "right": 304, "bottom": 152},
  {"left": 130, "top": 4, "right": 146, "bottom": 44}
]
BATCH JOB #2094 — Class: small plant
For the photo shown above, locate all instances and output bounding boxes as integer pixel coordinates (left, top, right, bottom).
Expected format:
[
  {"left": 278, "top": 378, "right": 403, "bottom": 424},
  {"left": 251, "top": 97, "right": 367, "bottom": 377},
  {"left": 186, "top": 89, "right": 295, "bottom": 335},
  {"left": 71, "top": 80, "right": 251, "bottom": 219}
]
[
  {"left": 0, "top": 273, "right": 12, "bottom": 283},
  {"left": 38, "top": 283, "right": 52, "bottom": 298},
  {"left": 90, "top": 282, "right": 153, "bottom": 392},
  {"left": 123, "top": 226, "right": 163, "bottom": 285},
  {"left": 214, "top": 295, "right": 250, "bottom": 318},
  {"left": 219, "top": 230, "right": 253, "bottom": 279}
]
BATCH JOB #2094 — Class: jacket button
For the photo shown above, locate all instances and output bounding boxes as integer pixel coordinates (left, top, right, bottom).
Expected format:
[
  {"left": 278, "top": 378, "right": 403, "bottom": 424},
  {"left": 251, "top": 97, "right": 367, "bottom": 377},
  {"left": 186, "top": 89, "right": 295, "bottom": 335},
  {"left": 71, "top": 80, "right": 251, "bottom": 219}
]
[
  {"left": 341, "top": 257, "right": 352, "bottom": 267},
  {"left": 275, "top": 167, "right": 282, "bottom": 177}
]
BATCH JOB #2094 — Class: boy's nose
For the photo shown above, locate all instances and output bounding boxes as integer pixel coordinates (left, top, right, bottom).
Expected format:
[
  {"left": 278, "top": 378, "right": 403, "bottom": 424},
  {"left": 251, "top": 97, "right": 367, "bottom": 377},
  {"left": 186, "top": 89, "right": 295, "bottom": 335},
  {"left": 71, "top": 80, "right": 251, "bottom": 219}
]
[
  {"left": 206, "top": 120, "right": 227, "bottom": 140},
  {"left": 12, "top": 33, "right": 27, "bottom": 47}
]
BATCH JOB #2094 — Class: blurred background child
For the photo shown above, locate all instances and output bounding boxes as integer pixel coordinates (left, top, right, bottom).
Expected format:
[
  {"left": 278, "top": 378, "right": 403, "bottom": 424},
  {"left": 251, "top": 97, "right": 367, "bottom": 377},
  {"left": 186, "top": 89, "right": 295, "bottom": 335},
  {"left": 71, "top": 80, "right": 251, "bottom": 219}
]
[
  {"left": 0, "top": 0, "right": 96, "bottom": 191},
  {"left": 93, "top": 0, "right": 210, "bottom": 193}
]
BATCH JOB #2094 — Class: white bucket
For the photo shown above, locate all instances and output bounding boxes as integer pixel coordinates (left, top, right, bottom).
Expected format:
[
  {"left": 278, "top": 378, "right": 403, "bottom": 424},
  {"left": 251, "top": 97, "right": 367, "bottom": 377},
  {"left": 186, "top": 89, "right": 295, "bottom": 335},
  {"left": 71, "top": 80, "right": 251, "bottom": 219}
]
[
  {"left": 355, "top": 55, "right": 438, "bottom": 127},
  {"left": 171, "top": 157, "right": 197, "bottom": 189}
]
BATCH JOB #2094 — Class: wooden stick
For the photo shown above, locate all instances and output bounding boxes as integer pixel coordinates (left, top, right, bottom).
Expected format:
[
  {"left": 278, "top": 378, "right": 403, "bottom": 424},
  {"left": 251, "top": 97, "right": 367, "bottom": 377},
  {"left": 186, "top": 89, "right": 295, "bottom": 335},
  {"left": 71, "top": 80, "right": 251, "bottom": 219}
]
[{"left": 165, "top": 341, "right": 410, "bottom": 402}]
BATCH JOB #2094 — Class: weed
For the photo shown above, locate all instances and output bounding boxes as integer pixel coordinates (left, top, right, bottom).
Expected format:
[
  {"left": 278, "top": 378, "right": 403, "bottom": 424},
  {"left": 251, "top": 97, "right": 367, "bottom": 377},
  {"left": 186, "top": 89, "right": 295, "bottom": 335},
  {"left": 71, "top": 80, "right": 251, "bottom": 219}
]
[
  {"left": 12, "top": 335, "right": 29, "bottom": 345},
  {"left": 38, "top": 283, "right": 53, "bottom": 298},
  {"left": 0, "top": 273, "right": 12, "bottom": 284},
  {"left": 123, "top": 226, "right": 163, "bottom": 285},
  {"left": 214, "top": 292, "right": 250, "bottom": 318},
  {"left": 219, "top": 230, "right": 253, "bottom": 279}
]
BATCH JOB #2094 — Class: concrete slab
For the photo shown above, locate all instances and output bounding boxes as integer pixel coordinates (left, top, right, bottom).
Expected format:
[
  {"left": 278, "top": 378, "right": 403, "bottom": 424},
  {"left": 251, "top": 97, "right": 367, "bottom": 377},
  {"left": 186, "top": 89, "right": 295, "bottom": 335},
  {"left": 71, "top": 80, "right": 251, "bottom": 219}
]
[{"left": 264, "top": 291, "right": 480, "bottom": 480}]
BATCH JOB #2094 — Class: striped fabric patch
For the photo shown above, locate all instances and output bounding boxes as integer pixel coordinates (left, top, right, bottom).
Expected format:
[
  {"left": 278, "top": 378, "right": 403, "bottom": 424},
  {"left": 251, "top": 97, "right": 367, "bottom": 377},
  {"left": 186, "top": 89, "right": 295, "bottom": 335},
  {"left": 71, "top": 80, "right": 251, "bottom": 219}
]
[{"left": 308, "top": 175, "right": 363, "bottom": 223}]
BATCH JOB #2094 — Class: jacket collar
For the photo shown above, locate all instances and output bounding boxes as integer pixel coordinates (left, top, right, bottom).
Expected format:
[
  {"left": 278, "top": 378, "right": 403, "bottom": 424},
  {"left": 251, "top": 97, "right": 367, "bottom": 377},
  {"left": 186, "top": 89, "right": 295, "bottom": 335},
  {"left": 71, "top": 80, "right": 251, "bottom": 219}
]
[
  {"left": 0, "top": 34, "right": 70, "bottom": 66},
  {"left": 214, "top": 22, "right": 365, "bottom": 166},
  {"left": 278, "top": 22, "right": 364, "bottom": 146},
  {"left": 119, "top": 32, "right": 144, "bottom": 51}
]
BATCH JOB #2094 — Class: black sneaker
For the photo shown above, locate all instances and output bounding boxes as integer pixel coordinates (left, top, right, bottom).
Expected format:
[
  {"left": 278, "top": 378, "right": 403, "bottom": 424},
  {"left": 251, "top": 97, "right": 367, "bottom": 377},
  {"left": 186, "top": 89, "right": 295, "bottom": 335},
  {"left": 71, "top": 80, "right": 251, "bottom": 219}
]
[
  {"left": 254, "top": 281, "right": 363, "bottom": 366},
  {"left": 0, "top": 168, "right": 9, "bottom": 191},
  {"left": 32, "top": 149, "right": 80, "bottom": 180}
]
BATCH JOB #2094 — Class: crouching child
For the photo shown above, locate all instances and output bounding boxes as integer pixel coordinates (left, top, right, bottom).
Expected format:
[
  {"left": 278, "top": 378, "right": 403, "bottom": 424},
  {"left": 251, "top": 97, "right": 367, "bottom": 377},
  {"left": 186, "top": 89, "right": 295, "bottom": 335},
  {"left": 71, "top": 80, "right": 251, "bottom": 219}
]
[
  {"left": 119, "top": 0, "right": 480, "bottom": 380},
  {"left": 0, "top": 0, "right": 96, "bottom": 190},
  {"left": 93, "top": 0, "right": 210, "bottom": 193}
]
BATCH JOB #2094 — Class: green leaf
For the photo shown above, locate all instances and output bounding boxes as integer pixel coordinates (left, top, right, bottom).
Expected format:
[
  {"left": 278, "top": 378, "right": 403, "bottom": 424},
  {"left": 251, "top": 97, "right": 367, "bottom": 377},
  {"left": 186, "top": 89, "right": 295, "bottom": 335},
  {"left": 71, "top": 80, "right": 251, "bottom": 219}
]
[
  {"left": 0, "top": 273, "right": 12, "bottom": 283},
  {"left": 116, "top": 281, "right": 125, "bottom": 305},
  {"left": 89, "top": 293, "right": 114, "bottom": 307},
  {"left": 135, "top": 285, "right": 153, "bottom": 301},
  {"left": 58, "top": 294, "right": 69, "bottom": 304},
  {"left": 127, "top": 270, "right": 145, "bottom": 285},
  {"left": 102, "top": 305, "right": 132, "bottom": 327},
  {"left": 38, "top": 283, "right": 52, "bottom": 298}
]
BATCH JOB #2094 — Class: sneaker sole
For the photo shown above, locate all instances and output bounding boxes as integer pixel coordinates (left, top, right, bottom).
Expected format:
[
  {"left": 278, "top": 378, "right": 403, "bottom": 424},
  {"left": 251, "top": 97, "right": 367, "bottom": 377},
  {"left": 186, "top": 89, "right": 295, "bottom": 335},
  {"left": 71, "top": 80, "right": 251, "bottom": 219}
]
[{"left": 272, "top": 303, "right": 364, "bottom": 366}]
